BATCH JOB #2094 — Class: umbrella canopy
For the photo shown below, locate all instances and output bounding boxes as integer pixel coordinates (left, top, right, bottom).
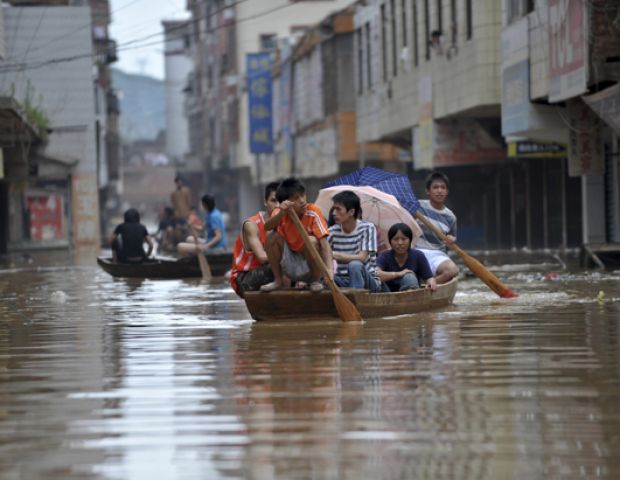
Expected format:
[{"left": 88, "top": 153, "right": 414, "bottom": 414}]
[
  {"left": 323, "top": 166, "right": 420, "bottom": 216},
  {"left": 315, "top": 185, "right": 423, "bottom": 253}
]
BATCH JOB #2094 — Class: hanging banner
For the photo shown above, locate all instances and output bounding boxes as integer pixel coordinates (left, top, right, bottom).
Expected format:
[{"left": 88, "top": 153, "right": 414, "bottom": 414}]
[
  {"left": 548, "top": 0, "right": 588, "bottom": 102},
  {"left": 582, "top": 83, "right": 620, "bottom": 137},
  {"left": 71, "top": 175, "right": 100, "bottom": 246},
  {"left": 501, "top": 18, "right": 530, "bottom": 135},
  {"left": 413, "top": 75, "right": 433, "bottom": 169},
  {"left": 567, "top": 98, "right": 603, "bottom": 177},
  {"left": 246, "top": 53, "right": 273, "bottom": 154}
]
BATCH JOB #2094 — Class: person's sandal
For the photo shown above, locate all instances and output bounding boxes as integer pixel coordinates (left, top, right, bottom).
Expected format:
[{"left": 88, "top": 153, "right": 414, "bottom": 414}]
[{"left": 309, "top": 281, "right": 324, "bottom": 293}]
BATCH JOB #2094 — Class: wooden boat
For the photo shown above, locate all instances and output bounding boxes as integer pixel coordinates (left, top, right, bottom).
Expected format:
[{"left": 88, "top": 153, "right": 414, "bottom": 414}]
[
  {"left": 97, "top": 252, "right": 232, "bottom": 279},
  {"left": 243, "top": 277, "right": 458, "bottom": 321}
]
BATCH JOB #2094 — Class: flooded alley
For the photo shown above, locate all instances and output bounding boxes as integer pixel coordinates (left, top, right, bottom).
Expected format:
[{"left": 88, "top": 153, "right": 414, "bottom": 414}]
[{"left": 1, "top": 253, "right": 620, "bottom": 479}]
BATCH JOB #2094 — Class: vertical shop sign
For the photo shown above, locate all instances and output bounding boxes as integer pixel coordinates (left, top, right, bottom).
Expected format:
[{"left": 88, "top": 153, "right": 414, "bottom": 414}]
[
  {"left": 567, "top": 98, "right": 603, "bottom": 176},
  {"left": 548, "top": 0, "right": 587, "bottom": 102},
  {"left": 247, "top": 53, "right": 273, "bottom": 154},
  {"left": 501, "top": 18, "right": 530, "bottom": 135},
  {"left": 413, "top": 75, "right": 433, "bottom": 169},
  {"left": 71, "top": 175, "right": 100, "bottom": 246}
]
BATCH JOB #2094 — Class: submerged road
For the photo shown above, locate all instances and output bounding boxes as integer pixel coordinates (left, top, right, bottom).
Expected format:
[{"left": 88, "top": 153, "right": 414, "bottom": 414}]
[{"left": 1, "top": 251, "right": 620, "bottom": 479}]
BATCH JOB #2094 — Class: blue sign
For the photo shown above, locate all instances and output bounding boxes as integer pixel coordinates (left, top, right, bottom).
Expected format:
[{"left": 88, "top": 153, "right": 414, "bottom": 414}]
[{"left": 247, "top": 53, "right": 273, "bottom": 154}]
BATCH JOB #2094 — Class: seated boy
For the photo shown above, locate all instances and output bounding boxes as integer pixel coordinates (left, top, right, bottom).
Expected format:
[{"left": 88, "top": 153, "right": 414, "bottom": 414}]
[
  {"left": 230, "top": 182, "right": 279, "bottom": 297},
  {"left": 260, "top": 177, "right": 333, "bottom": 293},
  {"left": 328, "top": 190, "right": 381, "bottom": 292},
  {"left": 416, "top": 171, "right": 459, "bottom": 284},
  {"left": 110, "top": 208, "right": 153, "bottom": 263}
]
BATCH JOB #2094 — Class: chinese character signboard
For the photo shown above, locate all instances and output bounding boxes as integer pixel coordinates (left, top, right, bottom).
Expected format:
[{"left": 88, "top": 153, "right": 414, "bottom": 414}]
[
  {"left": 71, "top": 175, "right": 100, "bottom": 247},
  {"left": 508, "top": 141, "right": 567, "bottom": 158},
  {"left": 25, "top": 194, "right": 65, "bottom": 241},
  {"left": 247, "top": 53, "right": 273, "bottom": 154},
  {"left": 413, "top": 75, "right": 433, "bottom": 169},
  {"left": 548, "top": 0, "right": 587, "bottom": 102},
  {"left": 567, "top": 98, "right": 603, "bottom": 177}
]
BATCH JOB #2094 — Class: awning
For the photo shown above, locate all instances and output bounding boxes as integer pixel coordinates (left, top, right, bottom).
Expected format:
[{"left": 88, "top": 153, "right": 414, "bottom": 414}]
[{"left": 0, "top": 96, "right": 42, "bottom": 146}]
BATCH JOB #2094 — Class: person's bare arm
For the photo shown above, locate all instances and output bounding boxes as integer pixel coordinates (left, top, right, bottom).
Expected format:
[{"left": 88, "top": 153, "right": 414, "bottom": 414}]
[
  {"left": 204, "top": 228, "right": 222, "bottom": 249},
  {"left": 377, "top": 268, "right": 413, "bottom": 282},
  {"left": 318, "top": 236, "right": 334, "bottom": 280},
  {"left": 145, "top": 235, "right": 154, "bottom": 257},
  {"left": 244, "top": 222, "right": 268, "bottom": 263},
  {"left": 264, "top": 200, "right": 293, "bottom": 231},
  {"left": 109, "top": 232, "right": 117, "bottom": 246},
  {"left": 332, "top": 250, "right": 369, "bottom": 264}
]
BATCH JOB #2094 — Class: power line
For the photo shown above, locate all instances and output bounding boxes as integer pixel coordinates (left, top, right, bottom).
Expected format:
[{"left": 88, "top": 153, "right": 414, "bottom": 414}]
[{"left": 0, "top": 0, "right": 300, "bottom": 74}]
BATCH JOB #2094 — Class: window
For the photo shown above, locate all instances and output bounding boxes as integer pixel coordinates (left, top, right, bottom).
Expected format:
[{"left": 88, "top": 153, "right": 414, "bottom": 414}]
[
  {"left": 365, "top": 22, "right": 372, "bottom": 87},
  {"left": 401, "top": 0, "right": 408, "bottom": 47},
  {"left": 260, "top": 34, "right": 277, "bottom": 51},
  {"left": 412, "top": 0, "right": 419, "bottom": 66},
  {"left": 357, "top": 28, "right": 364, "bottom": 94},
  {"left": 391, "top": 0, "right": 398, "bottom": 76},
  {"left": 381, "top": 4, "right": 388, "bottom": 81},
  {"left": 424, "top": 0, "right": 430, "bottom": 60},
  {"left": 506, "top": 0, "right": 535, "bottom": 25},
  {"left": 465, "top": 0, "right": 472, "bottom": 39}
]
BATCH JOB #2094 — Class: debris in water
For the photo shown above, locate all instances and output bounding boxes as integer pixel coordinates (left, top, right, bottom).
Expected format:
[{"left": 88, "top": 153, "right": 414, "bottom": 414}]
[
  {"left": 597, "top": 290, "right": 606, "bottom": 303},
  {"left": 51, "top": 291, "right": 68, "bottom": 304}
]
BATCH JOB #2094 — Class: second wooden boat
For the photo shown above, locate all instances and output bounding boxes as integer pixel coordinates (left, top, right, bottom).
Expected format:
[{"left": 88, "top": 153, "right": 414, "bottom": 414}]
[{"left": 97, "top": 252, "right": 232, "bottom": 279}]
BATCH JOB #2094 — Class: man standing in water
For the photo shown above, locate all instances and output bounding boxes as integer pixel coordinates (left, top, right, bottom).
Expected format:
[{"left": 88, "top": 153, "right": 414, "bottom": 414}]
[
  {"left": 170, "top": 175, "right": 192, "bottom": 220},
  {"left": 415, "top": 171, "right": 459, "bottom": 284},
  {"left": 230, "top": 182, "right": 280, "bottom": 297}
]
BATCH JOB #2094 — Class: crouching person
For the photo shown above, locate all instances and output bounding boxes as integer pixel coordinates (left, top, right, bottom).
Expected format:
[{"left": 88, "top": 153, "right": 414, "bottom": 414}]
[
  {"left": 260, "top": 177, "right": 333, "bottom": 293},
  {"left": 110, "top": 208, "right": 153, "bottom": 264},
  {"left": 230, "top": 182, "right": 279, "bottom": 297}
]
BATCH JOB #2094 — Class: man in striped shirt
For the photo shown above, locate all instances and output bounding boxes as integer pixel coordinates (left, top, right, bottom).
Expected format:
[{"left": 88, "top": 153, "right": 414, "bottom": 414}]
[
  {"left": 328, "top": 190, "right": 381, "bottom": 292},
  {"left": 415, "top": 171, "right": 459, "bottom": 284}
]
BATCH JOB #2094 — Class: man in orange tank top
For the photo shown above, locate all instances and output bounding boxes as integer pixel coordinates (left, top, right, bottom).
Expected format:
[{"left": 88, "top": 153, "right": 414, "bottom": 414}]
[
  {"left": 230, "top": 182, "right": 279, "bottom": 297},
  {"left": 260, "top": 177, "right": 334, "bottom": 293}
]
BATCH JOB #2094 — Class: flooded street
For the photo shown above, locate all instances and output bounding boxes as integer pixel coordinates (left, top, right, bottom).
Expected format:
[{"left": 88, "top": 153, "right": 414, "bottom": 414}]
[{"left": 1, "top": 253, "right": 620, "bottom": 479}]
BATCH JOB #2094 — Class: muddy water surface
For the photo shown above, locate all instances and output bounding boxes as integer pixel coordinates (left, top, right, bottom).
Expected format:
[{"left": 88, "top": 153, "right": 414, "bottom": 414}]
[{"left": 1, "top": 253, "right": 620, "bottom": 479}]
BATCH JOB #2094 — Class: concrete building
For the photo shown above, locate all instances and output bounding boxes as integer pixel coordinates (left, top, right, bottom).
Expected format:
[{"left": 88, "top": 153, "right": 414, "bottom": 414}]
[
  {"left": 500, "top": 0, "right": 620, "bottom": 260},
  {"left": 162, "top": 20, "right": 192, "bottom": 166},
  {"left": 263, "top": 6, "right": 404, "bottom": 199},
  {"left": 0, "top": 5, "right": 101, "bottom": 252},
  {"left": 186, "top": 0, "right": 356, "bottom": 228}
]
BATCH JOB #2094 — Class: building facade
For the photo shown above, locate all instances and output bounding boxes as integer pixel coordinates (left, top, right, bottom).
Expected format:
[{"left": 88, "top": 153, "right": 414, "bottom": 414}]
[{"left": 0, "top": 2, "right": 116, "bottom": 253}]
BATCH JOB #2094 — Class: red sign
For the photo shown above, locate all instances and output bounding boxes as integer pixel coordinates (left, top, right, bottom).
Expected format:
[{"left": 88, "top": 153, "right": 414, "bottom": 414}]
[
  {"left": 548, "top": 0, "right": 587, "bottom": 102},
  {"left": 26, "top": 194, "right": 64, "bottom": 241}
]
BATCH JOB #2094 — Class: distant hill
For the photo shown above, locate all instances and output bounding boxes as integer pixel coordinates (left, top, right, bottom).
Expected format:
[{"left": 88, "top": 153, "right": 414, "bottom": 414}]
[{"left": 112, "top": 68, "right": 166, "bottom": 142}]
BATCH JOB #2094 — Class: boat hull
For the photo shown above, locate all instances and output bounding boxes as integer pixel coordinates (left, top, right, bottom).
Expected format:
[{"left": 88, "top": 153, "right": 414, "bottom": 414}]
[
  {"left": 97, "top": 253, "right": 232, "bottom": 279},
  {"left": 243, "top": 278, "right": 458, "bottom": 321}
]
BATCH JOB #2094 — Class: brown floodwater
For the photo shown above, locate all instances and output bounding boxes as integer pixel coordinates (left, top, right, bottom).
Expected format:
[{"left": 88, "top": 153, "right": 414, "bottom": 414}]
[{"left": 1, "top": 251, "right": 620, "bottom": 479}]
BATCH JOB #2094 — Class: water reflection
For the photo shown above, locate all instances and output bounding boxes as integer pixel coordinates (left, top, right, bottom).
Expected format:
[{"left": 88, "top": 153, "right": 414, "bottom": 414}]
[{"left": 0, "top": 257, "right": 619, "bottom": 478}]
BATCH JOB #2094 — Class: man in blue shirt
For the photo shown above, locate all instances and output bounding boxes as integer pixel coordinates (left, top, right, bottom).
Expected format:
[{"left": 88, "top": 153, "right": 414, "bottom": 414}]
[{"left": 177, "top": 194, "right": 227, "bottom": 256}]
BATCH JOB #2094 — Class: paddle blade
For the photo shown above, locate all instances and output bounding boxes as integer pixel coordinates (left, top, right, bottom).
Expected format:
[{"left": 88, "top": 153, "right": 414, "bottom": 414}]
[
  {"left": 460, "top": 252, "right": 518, "bottom": 298},
  {"left": 197, "top": 251, "right": 212, "bottom": 280},
  {"left": 326, "top": 278, "right": 362, "bottom": 322}
]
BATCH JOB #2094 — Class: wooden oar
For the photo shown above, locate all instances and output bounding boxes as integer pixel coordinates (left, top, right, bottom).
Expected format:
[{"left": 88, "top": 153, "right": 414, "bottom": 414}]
[
  {"left": 414, "top": 211, "right": 518, "bottom": 298},
  {"left": 189, "top": 224, "right": 212, "bottom": 281},
  {"left": 288, "top": 210, "right": 362, "bottom": 322}
]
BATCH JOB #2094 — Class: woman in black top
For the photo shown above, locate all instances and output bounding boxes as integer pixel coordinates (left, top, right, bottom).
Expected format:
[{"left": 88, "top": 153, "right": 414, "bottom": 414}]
[
  {"left": 110, "top": 208, "right": 154, "bottom": 263},
  {"left": 376, "top": 223, "right": 437, "bottom": 292}
]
